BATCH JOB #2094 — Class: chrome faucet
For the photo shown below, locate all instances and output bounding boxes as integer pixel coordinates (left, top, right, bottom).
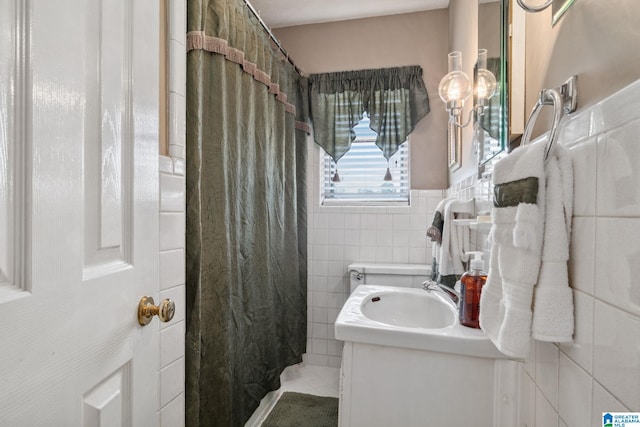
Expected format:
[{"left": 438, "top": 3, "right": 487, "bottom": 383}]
[{"left": 422, "top": 280, "right": 460, "bottom": 306}]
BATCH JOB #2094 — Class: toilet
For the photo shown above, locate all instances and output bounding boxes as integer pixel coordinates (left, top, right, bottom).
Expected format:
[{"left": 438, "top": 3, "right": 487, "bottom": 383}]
[{"left": 347, "top": 263, "right": 431, "bottom": 293}]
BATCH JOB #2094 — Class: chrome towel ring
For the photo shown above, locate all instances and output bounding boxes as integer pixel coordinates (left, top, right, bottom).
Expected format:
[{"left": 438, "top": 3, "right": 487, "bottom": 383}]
[
  {"left": 516, "top": 0, "right": 553, "bottom": 13},
  {"left": 520, "top": 75, "right": 578, "bottom": 162}
]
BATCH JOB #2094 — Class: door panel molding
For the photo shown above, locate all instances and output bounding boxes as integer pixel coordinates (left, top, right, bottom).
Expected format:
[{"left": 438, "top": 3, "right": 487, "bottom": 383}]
[
  {"left": 0, "top": 0, "right": 160, "bottom": 423},
  {"left": 0, "top": 0, "right": 31, "bottom": 300},
  {"left": 83, "top": 0, "right": 134, "bottom": 281},
  {"left": 83, "top": 362, "right": 132, "bottom": 427}
]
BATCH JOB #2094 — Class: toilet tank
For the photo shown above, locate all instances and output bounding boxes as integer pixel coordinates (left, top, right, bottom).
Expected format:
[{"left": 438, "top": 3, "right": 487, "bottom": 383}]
[{"left": 347, "top": 263, "right": 431, "bottom": 294}]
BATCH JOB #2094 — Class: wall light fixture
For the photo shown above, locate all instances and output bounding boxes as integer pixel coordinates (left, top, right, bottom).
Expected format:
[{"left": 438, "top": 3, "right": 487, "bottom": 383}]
[{"left": 439, "top": 50, "right": 496, "bottom": 128}]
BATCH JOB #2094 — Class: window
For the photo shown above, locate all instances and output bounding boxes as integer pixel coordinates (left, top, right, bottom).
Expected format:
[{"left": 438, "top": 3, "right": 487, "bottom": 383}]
[{"left": 322, "top": 114, "right": 410, "bottom": 205}]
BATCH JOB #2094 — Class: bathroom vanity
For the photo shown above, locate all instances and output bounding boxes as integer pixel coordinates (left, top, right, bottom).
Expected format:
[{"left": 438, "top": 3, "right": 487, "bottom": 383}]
[{"left": 335, "top": 285, "right": 523, "bottom": 427}]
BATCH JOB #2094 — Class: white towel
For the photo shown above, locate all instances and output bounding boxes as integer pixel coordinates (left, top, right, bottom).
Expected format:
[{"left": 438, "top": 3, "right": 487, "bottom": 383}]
[
  {"left": 438, "top": 198, "right": 474, "bottom": 278},
  {"left": 532, "top": 144, "right": 574, "bottom": 342},
  {"left": 479, "top": 140, "right": 574, "bottom": 358},
  {"left": 430, "top": 197, "right": 455, "bottom": 284},
  {"left": 427, "top": 197, "right": 456, "bottom": 244},
  {"left": 479, "top": 141, "right": 546, "bottom": 358}
]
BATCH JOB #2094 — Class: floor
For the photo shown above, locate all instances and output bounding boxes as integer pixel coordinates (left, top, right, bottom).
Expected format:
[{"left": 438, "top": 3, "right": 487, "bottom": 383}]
[{"left": 244, "top": 363, "right": 341, "bottom": 426}]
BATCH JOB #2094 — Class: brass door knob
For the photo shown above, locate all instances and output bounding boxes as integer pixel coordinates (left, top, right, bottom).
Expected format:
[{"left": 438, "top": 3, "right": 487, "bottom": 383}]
[{"left": 138, "top": 296, "right": 175, "bottom": 326}]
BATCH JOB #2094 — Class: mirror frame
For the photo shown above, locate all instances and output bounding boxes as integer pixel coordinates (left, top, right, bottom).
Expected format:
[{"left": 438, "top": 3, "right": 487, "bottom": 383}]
[
  {"left": 498, "top": 0, "right": 508, "bottom": 160},
  {"left": 478, "top": 0, "right": 508, "bottom": 166},
  {"left": 552, "top": 0, "right": 575, "bottom": 25}
]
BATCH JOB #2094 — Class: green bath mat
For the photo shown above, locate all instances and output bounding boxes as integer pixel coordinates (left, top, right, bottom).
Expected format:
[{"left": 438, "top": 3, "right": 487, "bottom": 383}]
[{"left": 261, "top": 392, "right": 338, "bottom": 427}]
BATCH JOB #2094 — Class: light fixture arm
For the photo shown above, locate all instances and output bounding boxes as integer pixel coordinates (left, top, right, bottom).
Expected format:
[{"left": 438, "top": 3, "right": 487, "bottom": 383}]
[
  {"left": 449, "top": 103, "right": 491, "bottom": 129},
  {"left": 516, "top": 0, "right": 553, "bottom": 13},
  {"left": 449, "top": 108, "right": 474, "bottom": 128}
]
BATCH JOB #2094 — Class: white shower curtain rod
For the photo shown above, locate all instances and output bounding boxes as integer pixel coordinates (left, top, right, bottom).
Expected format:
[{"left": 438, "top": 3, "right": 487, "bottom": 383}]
[{"left": 243, "top": 0, "right": 304, "bottom": 75}]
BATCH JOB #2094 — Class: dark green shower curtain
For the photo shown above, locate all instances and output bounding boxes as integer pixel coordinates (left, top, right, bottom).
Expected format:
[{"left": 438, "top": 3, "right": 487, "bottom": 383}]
[{"left": 185, "top": 1, "right": 308, "bottom": 425}]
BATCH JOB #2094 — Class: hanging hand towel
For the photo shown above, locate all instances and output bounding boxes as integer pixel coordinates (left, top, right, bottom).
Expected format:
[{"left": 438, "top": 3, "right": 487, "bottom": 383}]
[
  {"left": 479, "top": 141, "right": 547, "bottom": 358},
  {"left": 429, "top": 197, "right": 457, "bottom": 283},
  {"left": 427, "top": 197, "right": 454, "bottom": 244},
  {"left": 532, "top": 144, "right": 574, "bottom": 342},
  {"left": 435, "top": 199, "right": 474, "bottom": 287}
]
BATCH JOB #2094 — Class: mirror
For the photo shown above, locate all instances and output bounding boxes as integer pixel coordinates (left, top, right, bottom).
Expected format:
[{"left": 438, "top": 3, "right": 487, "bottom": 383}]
[
  {"left": 552, "top": 0, "right": 576, "bottom": 25},
  {"left": 476, "top": 0, "right": 507, "bottom": 165},
  {"left": 516, "top": 0, "right": 575, "bottom": 25}
]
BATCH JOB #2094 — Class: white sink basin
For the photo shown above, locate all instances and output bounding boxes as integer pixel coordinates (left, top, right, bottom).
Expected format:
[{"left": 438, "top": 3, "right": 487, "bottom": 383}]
[
  {"left": 335, "top": 285, "right": 513, "bottom": 359},
  {"left": 361, "top": 289, "right": 456, "bottom": 329}
]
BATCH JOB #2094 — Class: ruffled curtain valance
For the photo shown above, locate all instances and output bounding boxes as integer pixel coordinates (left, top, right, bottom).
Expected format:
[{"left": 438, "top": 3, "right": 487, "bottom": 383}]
[
  {"left": 309, "top": 65, "right": 430, "bottom": 162},
  {"left": 186, "top": 0, "right": 310, "bottom": 133}
]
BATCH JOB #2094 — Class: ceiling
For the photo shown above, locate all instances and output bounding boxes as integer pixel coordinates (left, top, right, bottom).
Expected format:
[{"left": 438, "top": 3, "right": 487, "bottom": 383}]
[{"left": 247, "top": 0, "right": 450, "bottom": 29}]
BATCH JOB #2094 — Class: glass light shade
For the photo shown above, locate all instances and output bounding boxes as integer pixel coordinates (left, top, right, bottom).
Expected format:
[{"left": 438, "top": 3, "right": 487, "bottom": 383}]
[
  {"left": 475, "top": 69, "right": 497, "bottom": 100},
  {"left": 477, "top": 49, "right": 489, "bottom": 70},
  {"left": 475, "top": 48, "right": 497, "bottom": 100},
  {"left": 439, "top": 51, "right": 472, "bottom": 104},
  {"left": 438, "top": 71, "right": 472, "bottom": 104}
]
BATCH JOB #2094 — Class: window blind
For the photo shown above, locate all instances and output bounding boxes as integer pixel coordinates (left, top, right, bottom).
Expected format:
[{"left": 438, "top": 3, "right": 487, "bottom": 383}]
[{"left": 322, "top": 115, "right": 410, "bottom": 205}]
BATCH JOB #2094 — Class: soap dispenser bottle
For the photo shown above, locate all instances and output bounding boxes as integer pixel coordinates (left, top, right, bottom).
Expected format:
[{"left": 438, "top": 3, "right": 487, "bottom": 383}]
[{"left": 459, "top": 251, "right": 487, "bottom": 329}]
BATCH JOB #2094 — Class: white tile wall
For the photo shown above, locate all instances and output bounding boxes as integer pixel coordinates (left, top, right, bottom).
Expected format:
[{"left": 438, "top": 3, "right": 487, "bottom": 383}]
[
  {"left": 160, "top": 249, "right": 186, "bottom": 289},
  {"left": 535, "top": 341, "right": 559, "bottom": 411},
  {"left": 160, "top": 393, "right": 186, "bottom": 427},
  {"left": 158, "top": 155, "right": 186, "bottom": 425},
  {"left": 161, "top": 357, "right": 186, "bottom": 408},
  {"left": 559, "top": 353, "right": 592, "bottom": 427},
  {"left": 305, "top": 142, "right": 444, "bottom": 366},
  {"left": 160, "top": 173, "right": 186, "bottom": 212},
  {"left": 158, "top": 0, "right": 186, "bottom": 424},
  {"left": 452, "top": 79, "right": 640, "bottom": 426},
  {"left": 160, "top": 212, "right": 186, "bottom": 251}
]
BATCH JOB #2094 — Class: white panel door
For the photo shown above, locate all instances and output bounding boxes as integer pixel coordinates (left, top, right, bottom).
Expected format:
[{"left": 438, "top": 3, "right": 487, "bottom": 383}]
[{"left": 0, "top": 0, "right": 161, "bottom": 426}]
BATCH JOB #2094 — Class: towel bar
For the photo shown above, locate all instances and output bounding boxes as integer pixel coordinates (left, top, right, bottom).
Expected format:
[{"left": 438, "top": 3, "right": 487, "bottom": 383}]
[{"left": 520, "top": 75, "right": 577, "bottom": 162}]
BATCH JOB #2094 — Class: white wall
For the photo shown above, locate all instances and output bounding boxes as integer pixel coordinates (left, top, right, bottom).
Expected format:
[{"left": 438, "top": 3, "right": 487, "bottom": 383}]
[
  {"left": 303, "top": 72, "right": 640, "bottom": 426},
  {"left": 172, "top": 4, "right": 640, "bottom": 425},
  {"left": 274, "top": 10, "right": 451, "bottom": 190},
  {"left": 525, "top": 0, "right": 640, "bottom": 139},
  {"left": 450, "top": 79, "right": 640, "bottom": 426},
  {"left": 159, "top": 155, "right": 186, "bottom": 426},
  {"left": 158, "top": 0, "right": 186, "bottom": 425},
  {"left": 273, "top": 11, "right": 454, "bottom": 364},
  {"left": 520, "top": 74, "right": 640, "bottom": 427},
  {"left": 447, "top": 0, "right": 479, "bottom": 187},
  {"left": 304, "top": 142, "right": 444, "bottom": 366},
  {"left": 303, "top": 1, "right": 640, "bottom": 422},
  {"left": 168, "top": 2, "right": 640, "bottom": 425},
  {"left": 513, "top": 2, "right": 640, "bottom": 424}
]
